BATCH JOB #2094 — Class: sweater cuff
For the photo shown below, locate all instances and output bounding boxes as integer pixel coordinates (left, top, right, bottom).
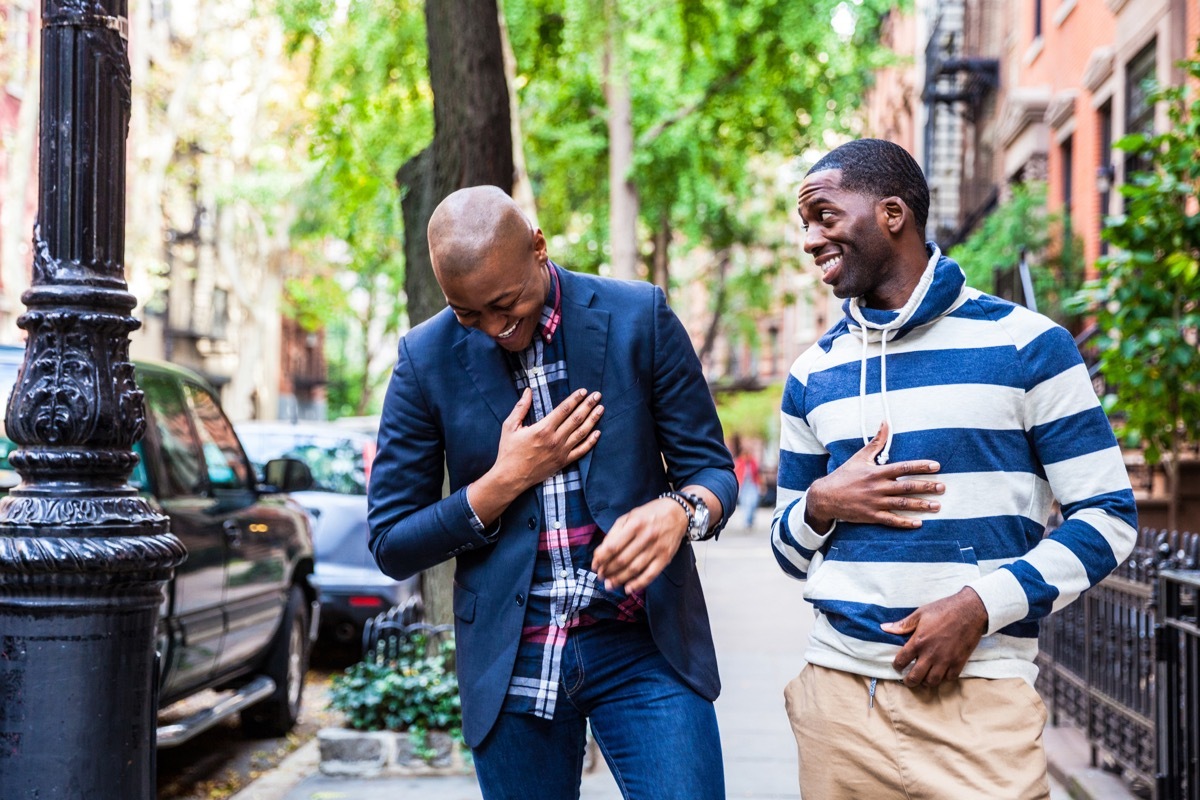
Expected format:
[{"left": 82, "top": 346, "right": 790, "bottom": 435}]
[
  {"left": 967, "top": 568, "right": 1029, "bottom": 635},
  {"left": 785, "top": 494, "right": 838, "bottom": 551}
]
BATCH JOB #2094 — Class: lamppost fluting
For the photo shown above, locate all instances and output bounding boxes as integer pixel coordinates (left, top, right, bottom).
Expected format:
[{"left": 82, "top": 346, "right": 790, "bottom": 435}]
[{"left": 0, "top": 0, "right": 187, "bottom": 797}]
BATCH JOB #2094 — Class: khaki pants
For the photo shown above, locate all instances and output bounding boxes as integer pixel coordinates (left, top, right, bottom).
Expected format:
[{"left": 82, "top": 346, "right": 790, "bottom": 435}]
[{"left": 784, "top": 665, "right": 1050, "bottom": 799}]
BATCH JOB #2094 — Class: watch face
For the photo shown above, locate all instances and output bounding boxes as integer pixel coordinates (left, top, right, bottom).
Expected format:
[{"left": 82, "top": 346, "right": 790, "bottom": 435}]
[{"left": 686, "top": 494, "right": 710, "bottom": 537}]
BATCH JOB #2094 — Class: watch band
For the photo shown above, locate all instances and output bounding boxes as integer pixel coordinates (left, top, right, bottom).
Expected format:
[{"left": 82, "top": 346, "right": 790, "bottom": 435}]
[
  {"left": 659, "top": 491, "right": 694, "bottom": 535},
  {"left": 678, "top": 491, "right": 715, "bottom": 541}
]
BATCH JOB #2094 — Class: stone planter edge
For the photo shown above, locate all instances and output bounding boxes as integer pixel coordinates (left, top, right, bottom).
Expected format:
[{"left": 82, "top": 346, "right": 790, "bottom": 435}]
[{"left": 316, "top": 726, "right": 473, "bottom": 778}]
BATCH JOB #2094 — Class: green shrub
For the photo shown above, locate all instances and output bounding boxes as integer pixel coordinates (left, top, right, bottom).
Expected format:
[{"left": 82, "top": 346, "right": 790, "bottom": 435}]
[{"left": 328, "top": 632, "right": 462, "bottom": 761}]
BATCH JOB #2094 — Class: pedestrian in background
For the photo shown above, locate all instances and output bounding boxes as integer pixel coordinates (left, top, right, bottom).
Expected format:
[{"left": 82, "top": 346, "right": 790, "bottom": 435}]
[
  {"left": 368, "top": 186, "right": 737, "bottom": 800},
  {"left": 771, "top": 139, "right": 1137, "bottom": 798},
  {"left": 731, "top": 435, "right": 761, "bottom": 530}
]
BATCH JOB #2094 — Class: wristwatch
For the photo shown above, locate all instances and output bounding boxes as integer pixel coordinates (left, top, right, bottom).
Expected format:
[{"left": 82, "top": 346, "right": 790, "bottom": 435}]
[
  {"left": 660, "top": 491, "right": 715, "bottom": 541},
  {"left": 678, "top": 491, "right": 714, "bottom": 541}
]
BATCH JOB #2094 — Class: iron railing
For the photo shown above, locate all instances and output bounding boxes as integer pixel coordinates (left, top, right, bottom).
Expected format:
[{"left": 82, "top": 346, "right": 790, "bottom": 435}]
[
  {"left": 1036, "top": 528, "right": 1200, "bottom": 797},
  {"left": 361, "top": 603, "right": 450, "bottom": 662},
  {"left": 1157, "top": 570, "right": 1200, "bottom": 800}
]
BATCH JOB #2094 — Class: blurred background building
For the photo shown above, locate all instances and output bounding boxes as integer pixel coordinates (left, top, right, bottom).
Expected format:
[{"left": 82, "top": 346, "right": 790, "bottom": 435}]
[{"left": 0, "top": 0, "right": 326, "bottom": 422}]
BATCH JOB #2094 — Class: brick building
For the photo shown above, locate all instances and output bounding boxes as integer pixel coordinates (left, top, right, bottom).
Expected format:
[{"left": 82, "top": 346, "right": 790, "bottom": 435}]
[{"left": 867, "top": 0, "right": 1197, "bottom": 281}]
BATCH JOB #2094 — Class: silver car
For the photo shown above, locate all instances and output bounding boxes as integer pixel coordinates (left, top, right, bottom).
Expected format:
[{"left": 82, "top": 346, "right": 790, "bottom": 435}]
[{"left": 236, "top": 421, "right": 421, "bottom": 648}]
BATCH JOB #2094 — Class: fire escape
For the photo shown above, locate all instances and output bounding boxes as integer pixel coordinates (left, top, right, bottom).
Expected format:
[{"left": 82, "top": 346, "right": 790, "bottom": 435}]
[{"left": 921, "top": 5, "right": 1000, "bottom": 248}]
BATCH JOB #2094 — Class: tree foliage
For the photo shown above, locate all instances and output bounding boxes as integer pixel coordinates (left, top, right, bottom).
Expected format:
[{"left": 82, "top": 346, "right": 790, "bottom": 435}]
[
  {"left": 1074, "top": 52, "right": 1200, "bottom": 528},
  {"left": 271, "top": 0, "right": 898, "bottom": 412},
  {"left": 949, "top": 182, "right": 1083, "bottom": 327},
  {"left": 272, "top": 0, "right": 432, "bottom": 415},
  {"left": 505, "top": 0, "right": 894, "bottom": 274}
]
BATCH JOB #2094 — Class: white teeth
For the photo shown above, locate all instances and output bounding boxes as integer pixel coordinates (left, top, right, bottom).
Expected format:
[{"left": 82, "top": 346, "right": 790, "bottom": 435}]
[
  {"left": 821, "top": 256, "right": 842, "bottom": 274},
  {"left": 497, "top": 321, "right": 518, "bottom": 339}
]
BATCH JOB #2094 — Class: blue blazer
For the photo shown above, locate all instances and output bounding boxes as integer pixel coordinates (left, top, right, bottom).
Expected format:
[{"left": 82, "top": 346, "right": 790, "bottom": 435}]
[{"left": 368, "top": 267, "right": 738, "bottom": 747}]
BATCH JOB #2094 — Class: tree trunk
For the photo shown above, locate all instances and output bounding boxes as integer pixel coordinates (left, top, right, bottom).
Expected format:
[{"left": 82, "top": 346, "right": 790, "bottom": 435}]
[
  {"left": 651, "top": 213, "right": 670, "bottom": 300},
  {"left": 397, "top": 0, "right": 513, "bottom": 628},
  {"left": 1167, "top": 395, "right": 1181, "bottom": 533},
  {"left": 355, "top": 299, "right": 374, "bottom": 417},
  {"left": 698, "top": 251, "right": 731, "bottom": 372},
  {"left": 604, "top": 0, "right": 640, "bottom": 281}
]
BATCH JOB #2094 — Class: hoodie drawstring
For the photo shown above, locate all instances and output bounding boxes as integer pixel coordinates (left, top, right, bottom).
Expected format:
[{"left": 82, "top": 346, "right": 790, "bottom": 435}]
[
  {"left": 859, "top": 329, "right": 896, "bottom": 465},
  {"left": 859, "top": 333, "right": 870, "bottom": 445}
]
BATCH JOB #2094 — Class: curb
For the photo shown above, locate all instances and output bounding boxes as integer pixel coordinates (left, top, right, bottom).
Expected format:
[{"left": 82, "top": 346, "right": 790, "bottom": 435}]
[{"left": 228, "top": 739, "right": 322, "bottom": 800}]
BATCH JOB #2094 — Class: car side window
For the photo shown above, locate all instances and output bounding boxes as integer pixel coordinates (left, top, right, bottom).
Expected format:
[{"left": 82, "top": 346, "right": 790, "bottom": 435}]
[
  {"left": 183, "top": 383, "right": 252, "bottom": 491},
  {"left": 140, "top": 372, "right": 206, "bottom": 498},
  {"left": 129, "top": 441, "right": 149, "bottom": 491}
]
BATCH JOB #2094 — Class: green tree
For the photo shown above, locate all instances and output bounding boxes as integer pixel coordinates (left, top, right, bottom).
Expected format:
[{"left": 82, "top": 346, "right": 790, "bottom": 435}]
[
  {"left": 1076, "top": 53, "right": 1200, "bottom": 530},
  {"left": 949, "top": 182, "right": 1083, "bottom": 328},
  {"left": 504, "top": 0, "right": 894, "bottom": 341},
  {"left": 273, "top": 0, "right": 898, "bottom": 412},
  {"left": 273, "top": 0, "right": 432, "bottom": 416}
]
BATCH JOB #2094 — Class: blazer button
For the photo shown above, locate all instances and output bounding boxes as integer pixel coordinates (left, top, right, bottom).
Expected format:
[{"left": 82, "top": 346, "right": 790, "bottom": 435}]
[
  {"left": 527, "top": 516, "right": 537, "bottom": 530},
  {"left": 515, "top": 593, "right": 525, "bottom": 607}
]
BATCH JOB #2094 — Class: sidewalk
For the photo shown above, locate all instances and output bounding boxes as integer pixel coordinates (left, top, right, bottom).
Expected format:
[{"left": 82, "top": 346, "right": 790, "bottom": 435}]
[{"left": 231, "top": 524, "right": 1126, "bottom": 800}]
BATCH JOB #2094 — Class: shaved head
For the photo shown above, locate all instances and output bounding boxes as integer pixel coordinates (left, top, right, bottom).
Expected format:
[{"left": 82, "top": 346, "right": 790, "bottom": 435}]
[
  {"left": 428, "top": 186, "right": 536, "bottom": 280},
  {"left": 428, "top": 186, "right": 552, "bottom": 351}
]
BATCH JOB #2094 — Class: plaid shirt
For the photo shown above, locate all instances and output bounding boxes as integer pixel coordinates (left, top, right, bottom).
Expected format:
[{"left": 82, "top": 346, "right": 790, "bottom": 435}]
[{"left": 472, "top": 262, "right": 646, "bottom": 720}]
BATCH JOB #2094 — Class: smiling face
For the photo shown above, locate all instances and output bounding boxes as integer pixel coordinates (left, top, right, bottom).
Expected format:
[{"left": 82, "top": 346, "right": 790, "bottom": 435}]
[
  {"left": 797, "top": 168, "right": 905, "bottom": 308},
  {"left": 436, "top": 226, "right": 551, "bottom": 352}
]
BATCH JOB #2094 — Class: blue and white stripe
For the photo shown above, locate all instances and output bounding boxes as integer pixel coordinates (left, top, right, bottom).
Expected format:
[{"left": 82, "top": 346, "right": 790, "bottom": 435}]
[{"left": 772, "top": 246, "right": 1137, "bottom": 684}]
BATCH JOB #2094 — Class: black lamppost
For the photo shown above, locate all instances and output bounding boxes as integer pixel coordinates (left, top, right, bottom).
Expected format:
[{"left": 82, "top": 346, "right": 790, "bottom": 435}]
[{"left": 0, "top": 1, "right": 186, "bottom": 797}]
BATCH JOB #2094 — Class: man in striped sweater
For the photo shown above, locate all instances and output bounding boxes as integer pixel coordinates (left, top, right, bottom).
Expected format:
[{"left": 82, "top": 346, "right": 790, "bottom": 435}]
[{"left": 772, "top": 139, "right": 1137, "bottom": 799}]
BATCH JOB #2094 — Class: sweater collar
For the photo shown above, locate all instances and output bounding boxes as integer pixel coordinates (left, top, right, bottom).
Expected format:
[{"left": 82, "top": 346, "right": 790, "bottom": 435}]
[{"left": 843, "top": 243, "right": 965, "bottom": 338}]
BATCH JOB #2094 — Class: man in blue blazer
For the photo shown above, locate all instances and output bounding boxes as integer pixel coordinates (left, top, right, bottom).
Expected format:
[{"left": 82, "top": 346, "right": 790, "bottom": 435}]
[{"left": 368, "top": 186, "right": 737, "bottom": 799}]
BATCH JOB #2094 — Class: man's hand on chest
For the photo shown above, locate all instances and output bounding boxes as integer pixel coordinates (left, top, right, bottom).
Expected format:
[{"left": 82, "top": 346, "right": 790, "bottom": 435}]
[{"left": 467, "top": 387, "right": 604, "bottom": 526}]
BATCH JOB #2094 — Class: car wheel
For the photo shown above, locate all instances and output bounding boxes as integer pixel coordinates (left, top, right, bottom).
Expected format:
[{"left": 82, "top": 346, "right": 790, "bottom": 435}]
[{"left": 241, "top": 585, "right": 309, "bottom": 738}]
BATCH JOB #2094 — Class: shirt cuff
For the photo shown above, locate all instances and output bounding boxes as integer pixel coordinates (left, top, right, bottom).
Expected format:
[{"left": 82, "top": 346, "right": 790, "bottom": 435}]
[
  {"left": 785, "top": 494, "right": 838, "bottom": 551},
  {"left": 460, "top": 487, "right": 501, "bottom": 540}
]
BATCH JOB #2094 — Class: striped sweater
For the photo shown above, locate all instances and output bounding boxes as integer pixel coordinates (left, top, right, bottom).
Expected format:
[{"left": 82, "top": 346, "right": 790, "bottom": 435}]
[{"left": 771, "top": 246, "right": 1138, "bottom": 684}]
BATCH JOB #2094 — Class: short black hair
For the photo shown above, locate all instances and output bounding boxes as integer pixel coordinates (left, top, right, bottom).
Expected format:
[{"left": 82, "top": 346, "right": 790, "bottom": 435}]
[{"left": 807, "top": 139, "right": 930, "bottom": 236}]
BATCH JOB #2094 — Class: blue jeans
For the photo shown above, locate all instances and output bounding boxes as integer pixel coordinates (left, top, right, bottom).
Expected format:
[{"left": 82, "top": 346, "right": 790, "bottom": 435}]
[{"left": 472, "top": 620, "right": 725, "bottom": 800}]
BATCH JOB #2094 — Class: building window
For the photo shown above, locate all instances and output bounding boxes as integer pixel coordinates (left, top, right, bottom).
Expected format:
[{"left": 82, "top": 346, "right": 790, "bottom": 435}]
[
  {"left": 1098, "top": 101, "right": 1113, "bottom": 255},
  {"left": 1060, "top": 135, "right": 1076, "bottom": 274},
  {"left": 211, "top": 288, "right": 229, "bottom": 340},
  {"left": 1124, "top": 41, "right": 1157, "bottom": 180},
  {"left": 1061, "top": 135, "right": 1074, "bottom": 220}
]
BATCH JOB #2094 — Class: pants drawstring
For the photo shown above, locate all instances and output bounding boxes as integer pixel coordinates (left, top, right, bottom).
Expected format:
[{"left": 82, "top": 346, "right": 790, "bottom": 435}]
[{"left": 868, "top": 678, "right": 877, "bottom": 710}]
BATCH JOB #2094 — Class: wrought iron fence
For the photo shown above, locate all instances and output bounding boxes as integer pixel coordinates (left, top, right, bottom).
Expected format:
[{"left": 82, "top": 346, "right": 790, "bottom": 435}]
[
  {"left": 361, "top": 603, "right": 452, "bottom": 663},
  {"left": 1157, "top": 570, "right": 1200, "bottom": 800},
  {"left": 1036, "top": 528, "right": 1200, "bottom": 798}
]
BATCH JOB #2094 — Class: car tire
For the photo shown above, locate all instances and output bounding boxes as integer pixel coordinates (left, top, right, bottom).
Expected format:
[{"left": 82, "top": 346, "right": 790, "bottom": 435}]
[{"left": 241, "top": 584, "right": 309, "bottom": 738}]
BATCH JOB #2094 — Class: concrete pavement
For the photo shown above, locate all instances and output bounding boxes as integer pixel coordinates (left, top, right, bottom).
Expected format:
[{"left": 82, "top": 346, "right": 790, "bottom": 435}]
[{"left": 231, "top": 522, "right": 1110, "bottom": 799}]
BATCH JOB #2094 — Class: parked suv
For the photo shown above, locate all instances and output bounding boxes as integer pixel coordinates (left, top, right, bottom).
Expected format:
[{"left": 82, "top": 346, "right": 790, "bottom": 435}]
[
  {"left": 0, "top": 346, "right": 318, "bottom": 745},
  {"left": 236, "top": 420, "right": 421, "bottom": 647}
]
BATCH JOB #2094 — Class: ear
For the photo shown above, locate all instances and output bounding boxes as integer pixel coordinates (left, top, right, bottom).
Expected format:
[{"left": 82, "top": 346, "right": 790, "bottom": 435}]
[
  {"left": 532, "top": 227, "right": 549, "bottom": 263},
  {"left": 877, "top": 197, "right": 909, "bottom": 236}
]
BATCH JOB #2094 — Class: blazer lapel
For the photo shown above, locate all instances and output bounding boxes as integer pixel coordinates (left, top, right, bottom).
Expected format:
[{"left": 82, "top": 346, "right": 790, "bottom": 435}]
[
  {"left": 454, "top": 330, "right": 520, "bottom": 426},
  {"left": 559, "top": 271, "right": 608, "bottom": 488}
]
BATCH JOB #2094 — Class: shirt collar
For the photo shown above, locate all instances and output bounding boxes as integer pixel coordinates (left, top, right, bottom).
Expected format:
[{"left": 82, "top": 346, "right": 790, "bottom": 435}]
[{"left": 537, "top": 262, "right": 563, "bottom": 344}]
